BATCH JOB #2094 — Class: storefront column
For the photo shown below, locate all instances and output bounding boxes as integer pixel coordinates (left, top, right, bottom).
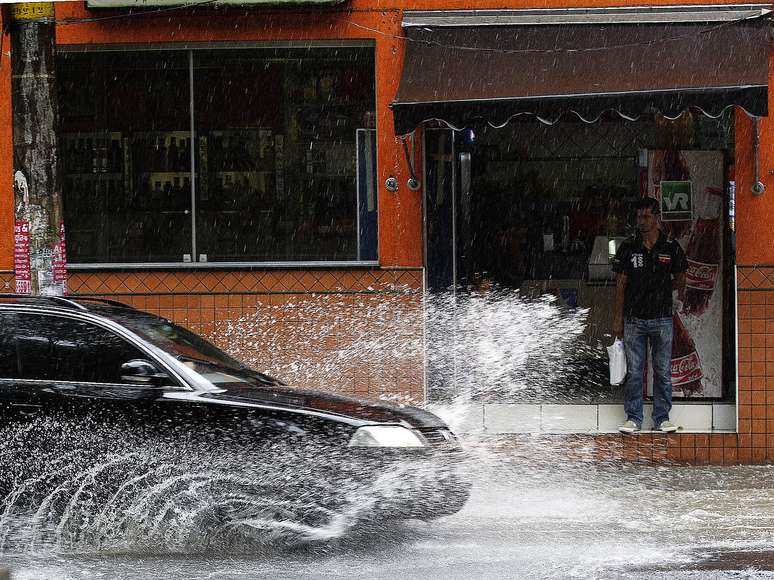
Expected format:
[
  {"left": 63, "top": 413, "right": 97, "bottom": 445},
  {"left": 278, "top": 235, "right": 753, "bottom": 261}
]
[{"left": 10, "top": 2, "right": 65, "bottom": 296}]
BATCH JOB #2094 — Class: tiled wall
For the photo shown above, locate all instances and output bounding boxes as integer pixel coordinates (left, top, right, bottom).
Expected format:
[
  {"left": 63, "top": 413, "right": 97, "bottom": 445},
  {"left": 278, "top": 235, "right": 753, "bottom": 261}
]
[
  {"left": 66, "top": 268, "right": 426, "bottom": 404},
  {"left": 5, "top": 265, "right": 774, "bottom": 464}
]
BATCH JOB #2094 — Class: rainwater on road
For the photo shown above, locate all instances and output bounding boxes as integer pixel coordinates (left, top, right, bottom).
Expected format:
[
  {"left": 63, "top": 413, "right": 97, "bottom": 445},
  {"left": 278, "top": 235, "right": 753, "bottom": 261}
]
[{"left": 6, "top": 436, "right": 774, "bottom": 580}]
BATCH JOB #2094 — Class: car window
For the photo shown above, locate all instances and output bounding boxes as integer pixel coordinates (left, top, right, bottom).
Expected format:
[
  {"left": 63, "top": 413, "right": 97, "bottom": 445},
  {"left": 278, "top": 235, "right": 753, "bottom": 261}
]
[{"left": 1, "top": 311, "right": 153, "bottom": 384}]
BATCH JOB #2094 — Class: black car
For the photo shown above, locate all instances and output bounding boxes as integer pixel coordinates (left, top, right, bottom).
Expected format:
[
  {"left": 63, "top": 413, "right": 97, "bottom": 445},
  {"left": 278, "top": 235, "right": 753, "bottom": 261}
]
[{"left": 0, "top": 294, "right": 469, "bottom": 545}]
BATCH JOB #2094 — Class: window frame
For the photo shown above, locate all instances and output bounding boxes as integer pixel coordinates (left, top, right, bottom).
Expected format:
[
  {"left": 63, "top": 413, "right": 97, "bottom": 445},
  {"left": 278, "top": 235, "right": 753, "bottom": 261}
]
[
  {"left": 58, "top": 40, "right": 380, "bottom": 270},
  {"left": 0, "top": 308, "right": 192, "bottom": 391}
]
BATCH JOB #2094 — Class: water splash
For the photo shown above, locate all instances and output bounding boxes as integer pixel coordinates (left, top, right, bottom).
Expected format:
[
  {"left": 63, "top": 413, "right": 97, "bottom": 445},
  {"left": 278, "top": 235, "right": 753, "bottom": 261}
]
[
  {"left": 0, "top": 416, "right": 462, "bottom": 557},
  {"left": 214, "top": 286, "right": 593, "bottom": 407}
]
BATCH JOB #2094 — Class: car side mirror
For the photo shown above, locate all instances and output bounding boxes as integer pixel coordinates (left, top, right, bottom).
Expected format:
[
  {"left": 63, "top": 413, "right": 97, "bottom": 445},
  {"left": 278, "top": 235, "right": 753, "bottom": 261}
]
[{"left": 120, "top": 359, "right": 170, "bottom": 386}]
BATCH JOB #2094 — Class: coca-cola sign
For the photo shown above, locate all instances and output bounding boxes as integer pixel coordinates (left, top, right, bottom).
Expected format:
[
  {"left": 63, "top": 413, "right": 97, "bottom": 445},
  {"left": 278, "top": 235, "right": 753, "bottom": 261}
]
[
  {"left": 686, "top": 260, "right": 718, "bottom": 291},
  {"left": 672, "top": 351, "right": 703, "bottom": 387}
]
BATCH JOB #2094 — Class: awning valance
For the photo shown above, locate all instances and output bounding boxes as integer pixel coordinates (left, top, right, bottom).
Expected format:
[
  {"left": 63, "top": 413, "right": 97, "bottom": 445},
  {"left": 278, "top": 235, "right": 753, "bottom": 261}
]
[{"left": 392, "top": 6, "right": 772, "bottom": 135}]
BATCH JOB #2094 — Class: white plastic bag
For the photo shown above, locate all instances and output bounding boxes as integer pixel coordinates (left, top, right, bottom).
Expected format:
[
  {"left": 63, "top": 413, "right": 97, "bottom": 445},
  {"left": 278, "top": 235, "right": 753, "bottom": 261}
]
[{"left": 607, "top": 338, "right": 627, "bottom": 386}]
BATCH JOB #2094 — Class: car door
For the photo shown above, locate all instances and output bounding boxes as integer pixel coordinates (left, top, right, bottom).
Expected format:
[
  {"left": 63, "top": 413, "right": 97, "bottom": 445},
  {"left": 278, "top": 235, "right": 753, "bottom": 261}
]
[{"left": 0, "top": 309, "right": 179, "bottom": 425}]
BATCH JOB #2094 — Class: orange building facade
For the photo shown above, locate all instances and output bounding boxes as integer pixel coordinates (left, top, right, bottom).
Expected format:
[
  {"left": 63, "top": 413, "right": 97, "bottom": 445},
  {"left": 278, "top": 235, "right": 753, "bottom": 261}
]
[{"left": 1, "top": 0, "right": 774, "bottom": 463}]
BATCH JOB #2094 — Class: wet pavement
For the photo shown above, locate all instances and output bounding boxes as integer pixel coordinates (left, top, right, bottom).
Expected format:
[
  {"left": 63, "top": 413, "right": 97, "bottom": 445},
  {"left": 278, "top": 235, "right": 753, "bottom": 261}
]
[{"left": 5, "top": 437, "right": 774, "bottom": 579}]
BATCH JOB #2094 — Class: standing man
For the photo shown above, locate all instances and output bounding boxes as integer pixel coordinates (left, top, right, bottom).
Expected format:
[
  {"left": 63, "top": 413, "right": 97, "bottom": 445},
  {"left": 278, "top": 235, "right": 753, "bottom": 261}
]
[{"left": 612, "top": 197, "right": 687, "bottom": 433}]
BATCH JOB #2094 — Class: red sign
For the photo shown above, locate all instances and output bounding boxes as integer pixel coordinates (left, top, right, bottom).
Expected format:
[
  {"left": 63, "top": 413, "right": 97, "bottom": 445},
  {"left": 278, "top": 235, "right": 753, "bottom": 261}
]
[
  {"left": 53, "top": 221, "right": 68, "bottom": 294},
  {"left": 13, "top": 220, "right": 31, "bottom": 294}
]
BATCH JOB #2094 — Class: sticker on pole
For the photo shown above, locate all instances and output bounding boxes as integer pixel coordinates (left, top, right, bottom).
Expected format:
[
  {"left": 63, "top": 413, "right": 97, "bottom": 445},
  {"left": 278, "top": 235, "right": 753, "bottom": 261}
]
[
  {"left": 53, "top": 221, "right": 68, "bottom": 294},
  {"left": 14, "top": 220, "right": 31, "bottom": 294},
  {"left": 660, "top": 181, "right": 693, "bottom": 222}
]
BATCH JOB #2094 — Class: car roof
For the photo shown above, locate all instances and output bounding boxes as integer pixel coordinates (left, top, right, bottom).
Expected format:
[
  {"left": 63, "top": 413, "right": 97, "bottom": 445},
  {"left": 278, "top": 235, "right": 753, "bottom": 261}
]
[{"left": 0, "top": 294, "right": 161, "bottom": 324}]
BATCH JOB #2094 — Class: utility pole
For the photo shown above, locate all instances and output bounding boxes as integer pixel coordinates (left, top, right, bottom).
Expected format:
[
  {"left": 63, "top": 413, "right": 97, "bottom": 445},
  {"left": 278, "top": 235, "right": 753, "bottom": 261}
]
[{"left": 10, "top": 2, "right": 66, "bottom": 296}]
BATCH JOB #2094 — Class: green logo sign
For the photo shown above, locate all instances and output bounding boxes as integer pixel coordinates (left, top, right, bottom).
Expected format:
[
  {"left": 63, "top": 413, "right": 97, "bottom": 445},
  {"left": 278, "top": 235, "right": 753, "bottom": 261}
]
[{"left": 660, "top": 181, "right": 693, "bottom": 221}]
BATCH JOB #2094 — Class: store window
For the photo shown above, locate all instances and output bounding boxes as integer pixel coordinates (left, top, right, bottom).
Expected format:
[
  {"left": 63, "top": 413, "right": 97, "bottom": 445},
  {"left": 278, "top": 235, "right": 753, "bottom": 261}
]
[
  {"left": 426, "top": 112, "right": 737, "bottom": 403},
  {"left": 58, "top": 45, "right": 377, "bottom": 265}
]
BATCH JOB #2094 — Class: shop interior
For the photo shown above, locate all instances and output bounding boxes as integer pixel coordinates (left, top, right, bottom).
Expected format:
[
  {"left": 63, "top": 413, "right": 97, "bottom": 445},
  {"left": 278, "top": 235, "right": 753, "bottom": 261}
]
[
  {"left": 57, "top": 46, "right": 377, "bottom": 264},
  {"left": 425, "top": 111, "right": 737, "bottom": 403}
]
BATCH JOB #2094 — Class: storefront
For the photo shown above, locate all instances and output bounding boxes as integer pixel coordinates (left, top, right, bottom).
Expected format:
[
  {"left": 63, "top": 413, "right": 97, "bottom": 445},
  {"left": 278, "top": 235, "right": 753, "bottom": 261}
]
[
  {"left": 3, "top": 1, "right": 774, "bottom": 463},
  {"left": 392, "top": 5, "right": 774, "bottom": 455}
]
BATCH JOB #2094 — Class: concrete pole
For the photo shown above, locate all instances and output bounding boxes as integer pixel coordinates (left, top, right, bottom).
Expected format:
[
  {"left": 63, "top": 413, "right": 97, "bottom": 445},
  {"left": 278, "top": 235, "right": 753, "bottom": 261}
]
[{"left": 10, "top": 2, "right": 66, "bottom": 296}]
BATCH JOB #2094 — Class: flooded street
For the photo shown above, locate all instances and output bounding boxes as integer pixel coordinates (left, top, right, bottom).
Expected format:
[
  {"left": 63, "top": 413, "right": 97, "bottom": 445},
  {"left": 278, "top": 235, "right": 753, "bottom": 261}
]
[{"left": 5, "top": 438, "right": 774, "bottom": 579}]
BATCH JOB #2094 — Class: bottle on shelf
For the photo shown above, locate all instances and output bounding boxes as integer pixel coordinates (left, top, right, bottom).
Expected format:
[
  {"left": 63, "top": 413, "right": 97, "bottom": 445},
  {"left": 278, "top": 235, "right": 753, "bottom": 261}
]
[
  {"left": 180, "top": 137, "right": 191, "bottom": 171},
  {"left": 110, "top": 138, "right": 122, "bottom": 173},
  {"left": 154, "top": 136, "right": 166, "bottom": 172},
  {"left": 88, "top": 138, "right": 97, "bottom": 174},
  {"left": 168, "top": 137, "right": 179, "bottom": 172},
  {"left": 151, "top": 181, "right": 163, "bottom": 207}
]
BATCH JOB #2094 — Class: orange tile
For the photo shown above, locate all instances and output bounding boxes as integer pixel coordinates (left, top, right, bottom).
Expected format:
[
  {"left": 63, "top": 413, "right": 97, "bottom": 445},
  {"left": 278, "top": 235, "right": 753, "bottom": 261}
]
[
  {"left": 694, "top": 434, "right": 710, "bottom": 448},
  {"left": 739, "top": 348, "right": 752, "bottom": 362},
  {"left": 738, "top": 447, "right": 753, "bottom": 463},
  {"left": 723, "top": 447, "right": 739, "bottom": 464},
  {"left": 752, "top": 348, "right": 767, "bottom": 361},
  {"left": 738, "top": 291, "right": 751, "bottom": 305},
  {"left": 739, "top": 405, "right": 752, "bottom": 419},
  {"left": 738, "top": 418, "right": 753, "bottom": 433},
  {"left": 751, "top": 305, "right": 767, "bottom": 319},
  {"left": 751, "top": 293, "right": 768, "bottom": 305},
  {"left": 723, "top": 434, "right": 739, "bottom": 447},
  {"left": 739, "top": 320, "right": 752, "bottom": 334},
  {"left": 753, "top": 447, "right": 766, "bottom": 463},
  {"left": 739, "top": 434, "right": 753, "bottom": 447},
  {"left": 752, "top": 335, "right": 767, "bottom": 348},
  {"left": 159, "top": 295, "right": 174, "bottom": 309},
  {"left": 710, "top": 434, "right": 725, "bottom": 447},
  {"left": 751, "top": 320, "right": 766, "bottom": 333},
  {"left": 709, "top": 447, "right": 724, "bottom": 464},
  {"left": 752, "top": 405, "right": 767, "bottom": 419},
  {"left": 695, "top": 446, "right": 710, "bottom": 465},
  {"left": 752, "top": 391, "right": 766, "bottom": 405},
  {"left": 739, "top": 362, "right": 752, "bottom": 377},
  {"left": 752, "top": 419, "right": 767, "bottom": 433},
  {"left": 752, "top": 362, "right": 766, "bottom": 377},
  {"left": 739, "top": 334, "right": 752, "bottom": 348},
  {"left": 681, "top": 447, "right": 696, "bottom": 462}
]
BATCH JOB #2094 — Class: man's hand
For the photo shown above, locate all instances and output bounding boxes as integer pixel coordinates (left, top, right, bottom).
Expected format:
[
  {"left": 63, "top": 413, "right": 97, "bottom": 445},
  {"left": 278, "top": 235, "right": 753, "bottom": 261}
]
[
  {"left": 612, "top": 318, "right": 624, "bottom": 339},
  {"left": 612, "top": 272, "right": 627, "bottom": 339}
]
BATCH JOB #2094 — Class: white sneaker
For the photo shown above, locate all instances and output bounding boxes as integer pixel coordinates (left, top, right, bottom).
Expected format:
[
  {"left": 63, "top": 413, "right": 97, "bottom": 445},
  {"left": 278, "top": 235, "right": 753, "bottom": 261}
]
[
  {"left": 618, "top": 420, "right": 641, "bottom": 434},
  {"left": 655, "top": 420, "right": 678, "bottom": 433}
]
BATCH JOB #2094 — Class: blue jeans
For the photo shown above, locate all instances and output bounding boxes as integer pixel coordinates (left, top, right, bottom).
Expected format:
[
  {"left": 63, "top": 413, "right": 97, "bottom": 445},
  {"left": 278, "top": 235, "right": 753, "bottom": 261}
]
[{"left": 623, "top": 317, "right": 673, "bottom": 427}]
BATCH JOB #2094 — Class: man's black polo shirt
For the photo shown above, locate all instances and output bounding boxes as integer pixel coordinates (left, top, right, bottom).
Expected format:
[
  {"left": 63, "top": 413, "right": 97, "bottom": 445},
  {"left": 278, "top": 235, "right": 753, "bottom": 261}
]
[{"left": 612, "top": 231, "right": 688, "bottom": 320}]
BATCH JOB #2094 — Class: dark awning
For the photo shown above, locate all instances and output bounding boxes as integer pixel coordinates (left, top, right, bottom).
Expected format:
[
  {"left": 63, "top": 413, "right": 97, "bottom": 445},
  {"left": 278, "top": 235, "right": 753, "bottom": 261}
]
[{"left": 392, "top": 6, "right": 772, "bottom": 135}]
